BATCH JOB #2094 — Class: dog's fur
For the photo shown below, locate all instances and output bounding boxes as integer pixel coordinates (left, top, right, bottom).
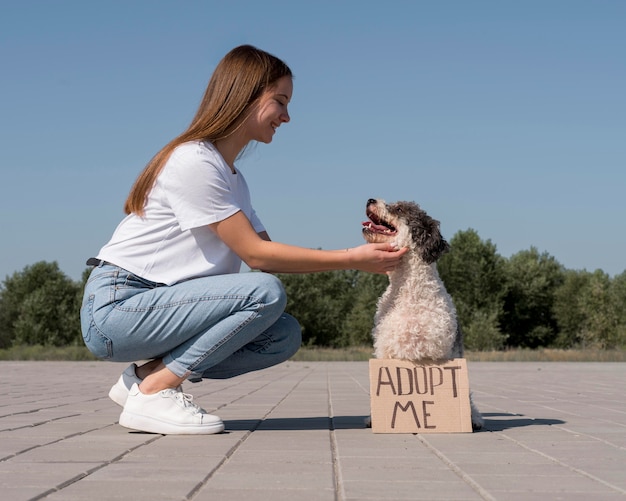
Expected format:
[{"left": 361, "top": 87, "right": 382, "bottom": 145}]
[{"left": 363, "top": 199, "right": 483, "bottom": 430}]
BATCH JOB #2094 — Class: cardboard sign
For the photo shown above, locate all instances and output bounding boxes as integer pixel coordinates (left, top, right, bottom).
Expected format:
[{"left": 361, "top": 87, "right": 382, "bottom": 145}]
[{"left": 369, "top": 358, "right": 472, "bottom": 433}]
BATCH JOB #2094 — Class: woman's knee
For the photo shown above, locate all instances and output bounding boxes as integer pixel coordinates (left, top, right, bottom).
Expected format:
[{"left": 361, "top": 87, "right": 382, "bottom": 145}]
[
  {"left": 274, "top": 313, "right": 302, "bottom": 357},
  {"left": 253, "top": 272, "right": 287, "bottom": 311}
]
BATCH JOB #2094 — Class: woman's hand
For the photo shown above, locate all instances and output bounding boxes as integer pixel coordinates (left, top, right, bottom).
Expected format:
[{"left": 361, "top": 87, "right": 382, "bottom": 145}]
[{"left": 345, "top": 243, "right": 408, "bottom": 274}]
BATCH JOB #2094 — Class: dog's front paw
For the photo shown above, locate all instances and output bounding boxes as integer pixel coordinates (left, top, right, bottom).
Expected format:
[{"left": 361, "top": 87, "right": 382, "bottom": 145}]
[
  {"left": 471, "top": 407, "right": 484, "bottom": 431},
  {"left": 470, "top": 393, "right": 484, "bottom": 431},
  {"left": 472, "top": 418, "right": 484, "bottom": 431}
]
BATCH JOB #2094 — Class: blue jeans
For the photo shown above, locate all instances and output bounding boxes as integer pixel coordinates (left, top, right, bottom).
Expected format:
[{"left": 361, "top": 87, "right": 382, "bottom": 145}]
[{"left": 80, "top": 263, "right": 302, "bottom": 380}]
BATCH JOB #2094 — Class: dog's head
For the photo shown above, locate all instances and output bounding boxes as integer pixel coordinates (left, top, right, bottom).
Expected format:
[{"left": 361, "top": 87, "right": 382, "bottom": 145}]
[{"left": 362, "top": 198, "right": 450, "bottom": 264}]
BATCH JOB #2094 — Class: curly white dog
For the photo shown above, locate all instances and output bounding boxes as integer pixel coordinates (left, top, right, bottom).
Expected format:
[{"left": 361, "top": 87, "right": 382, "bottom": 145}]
[{"left": 363, "top": 198, "right": 484, "bottom": 430}]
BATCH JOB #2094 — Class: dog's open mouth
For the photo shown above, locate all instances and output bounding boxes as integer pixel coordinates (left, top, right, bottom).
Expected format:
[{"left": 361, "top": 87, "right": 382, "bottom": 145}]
[{"left": 362, "top": 209, "right": 397, "bottom": 236}]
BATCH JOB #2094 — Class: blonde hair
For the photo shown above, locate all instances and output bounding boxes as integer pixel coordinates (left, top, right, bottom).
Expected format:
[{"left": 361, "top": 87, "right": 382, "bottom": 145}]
[{"left": 124, "top": 45, "right": 292, "bottom": 215}]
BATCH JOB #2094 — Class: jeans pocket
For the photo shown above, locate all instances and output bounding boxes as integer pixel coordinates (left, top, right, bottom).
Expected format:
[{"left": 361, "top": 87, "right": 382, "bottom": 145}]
[
  {"left": 86, "top": 329, "right": 113, "bottom": 360},
  {"left": 80, "top": 294, "right": 113, "bottom": 360},
  {"left": 113, "top": 272, "right": 157, "bottom": 303}
]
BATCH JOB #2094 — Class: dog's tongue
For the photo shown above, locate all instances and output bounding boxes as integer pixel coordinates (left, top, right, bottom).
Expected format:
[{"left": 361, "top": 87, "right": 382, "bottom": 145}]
[{"left": 362, "top": 221, "right": 389, "bottom": 232}]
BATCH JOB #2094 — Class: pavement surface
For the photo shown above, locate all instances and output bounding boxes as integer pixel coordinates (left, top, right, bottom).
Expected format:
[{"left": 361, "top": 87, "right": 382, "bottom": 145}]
[{"left": 0, "top": 360, "right": 625, "bottom": 501}]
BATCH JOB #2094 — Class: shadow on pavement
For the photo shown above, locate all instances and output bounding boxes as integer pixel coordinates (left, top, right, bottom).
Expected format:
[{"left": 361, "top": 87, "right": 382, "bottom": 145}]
[
  {"left": 481, "top": 412, "right": 566, "bottom": 431},
  {"left": 225, "top": 415, "right": 370, "bottom": 431},
  {"left": 225, "top": 413, "right": 566, "bottom": 433}
]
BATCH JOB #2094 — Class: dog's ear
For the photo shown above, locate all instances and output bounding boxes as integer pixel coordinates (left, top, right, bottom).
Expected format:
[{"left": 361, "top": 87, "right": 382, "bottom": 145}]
[{"left": 418, "top": 221, "right": 450, "bottom": 264}]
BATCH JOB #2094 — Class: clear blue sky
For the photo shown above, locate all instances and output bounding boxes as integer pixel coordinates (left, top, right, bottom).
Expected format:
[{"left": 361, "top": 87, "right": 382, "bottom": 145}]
[{"left": 1, "top": 0, "right": 625, "bottom": 281}]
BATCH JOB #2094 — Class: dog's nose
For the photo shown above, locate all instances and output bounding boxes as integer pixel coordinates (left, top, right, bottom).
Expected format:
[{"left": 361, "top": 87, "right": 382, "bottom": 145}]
[{"left": 367, "top": 198, "right": 377, "bottom": 206}]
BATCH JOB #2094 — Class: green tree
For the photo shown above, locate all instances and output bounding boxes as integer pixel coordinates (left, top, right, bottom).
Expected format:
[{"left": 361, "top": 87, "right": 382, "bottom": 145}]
[
  {"left": 340, "top": 272, "right": 388, "bottom": 347},
  {"left": 438, "top": 229, "right": 507, "bottom": 350},
  {"left": 278, "top": 270, "right": 359, "bottom": 346},
  {"left": 0, "top": 261, "right": 83, "bottom": 347},
  {"left": 609, "top": 271, "right": 626, "bottom": 347},
  {"left": 580, "top": 270, "right": 622, "bottom": 349},
  {"left": 553, "top": 269, "right": 591, "bottom": 348},
  {"left": 501, "top": 248, "right": 565, "bottom": 348},
  {"left": 463, "top": 308, "right": 506, "bottom": 351},
  {"left": 611, "top": 271, "right": 626, "bottom": 347}
]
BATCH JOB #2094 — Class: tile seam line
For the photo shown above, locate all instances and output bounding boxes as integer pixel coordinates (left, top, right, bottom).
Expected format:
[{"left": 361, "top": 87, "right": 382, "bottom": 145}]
[
  {"left": 478, "top": 401, "right": 626, "bottom": 442},
  {"left": 327, "top": 367, "right": 346, "bottom": 501},
  {"left": 212, "top": 364, "right": 312, "bottom": 411},
  {"left": 184, "top": 365, "right": 317, "bottom": 501},
  {"left": 498, "top": 431, "right": 626, "bottom": 495},
  {"left": 194, "top": 363, "right": 311, "bottom": 399},
  {"left": 28, "top": 435, "right": 162, "bottom": 501},
  {"left": 0, "top": 412, "right": 82, "bottom": 435},
  {"left": 522, "top": 401, "right": 626, "bottom": 425},
  {"left": 416, "top": 435, "right": 497, "bottom": 501},
  {"left": 30, "top": 364, "right": 313, "bottom": 500},
  {"left": 476, "top": 394, "right": 626, "bottom": 428},
  {"left": 552, "top": 424, "right": 626, "bottom": 451},
  {"left": 0, "top": 396, "right": 106, "bottom": 419},
  {"left": 0, "top": 422, "right": 117, "bottom": 462}
]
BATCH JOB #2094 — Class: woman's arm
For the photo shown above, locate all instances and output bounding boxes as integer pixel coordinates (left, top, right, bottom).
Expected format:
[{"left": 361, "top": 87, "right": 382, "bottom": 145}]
[{"left": 209, "top": 211, "right": 407, "bottom": 274}]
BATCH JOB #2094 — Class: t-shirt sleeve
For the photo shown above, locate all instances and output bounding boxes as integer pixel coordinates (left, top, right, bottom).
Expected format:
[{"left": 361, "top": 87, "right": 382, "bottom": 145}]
[
  {"left": 161, "top": 146, "right": 241, "bottom": 231},
  {"left": 249, "top": 208, "right": 265, "bottom": 233}
]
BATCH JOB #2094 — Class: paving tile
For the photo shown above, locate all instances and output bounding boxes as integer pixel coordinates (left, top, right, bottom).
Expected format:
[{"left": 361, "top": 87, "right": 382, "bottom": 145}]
[{"left": 0, "top": 361, "right": 625, "bottom": 500}]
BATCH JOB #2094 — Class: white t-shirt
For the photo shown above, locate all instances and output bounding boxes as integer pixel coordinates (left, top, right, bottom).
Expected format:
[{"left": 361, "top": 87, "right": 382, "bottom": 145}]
[{"left": 97, "top": 140, "right": 265, "bottom": 285}]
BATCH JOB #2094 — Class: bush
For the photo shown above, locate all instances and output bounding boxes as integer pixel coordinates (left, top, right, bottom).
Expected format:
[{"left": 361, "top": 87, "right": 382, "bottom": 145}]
[{"left": 0, "top": 261, "right": 84, "bottom": 348}]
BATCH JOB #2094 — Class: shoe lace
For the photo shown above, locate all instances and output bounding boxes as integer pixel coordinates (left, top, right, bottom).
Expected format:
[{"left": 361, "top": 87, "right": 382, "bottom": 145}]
[{"left": 172, "top": 390, "right": 203, "bottom": 413}]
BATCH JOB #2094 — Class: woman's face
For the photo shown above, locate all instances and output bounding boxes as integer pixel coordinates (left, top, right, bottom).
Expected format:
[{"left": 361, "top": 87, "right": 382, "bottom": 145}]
[{"left": 245, "top": 76, "right": 292, "bottom": 144}]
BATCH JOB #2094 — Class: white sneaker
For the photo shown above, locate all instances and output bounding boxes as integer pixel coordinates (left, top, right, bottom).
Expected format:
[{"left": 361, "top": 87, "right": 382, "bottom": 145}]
[
  {"left": 119, "top": 384, "right": 224, "bottom": 435},
  {"left": 108, "top": 364, "right": 142, "bottom": 406}
]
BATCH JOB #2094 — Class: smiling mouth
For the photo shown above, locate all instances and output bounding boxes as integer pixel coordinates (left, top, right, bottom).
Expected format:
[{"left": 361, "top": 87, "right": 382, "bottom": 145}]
[{"left": 362, "top": 209, "right": 397, "bottom": 235}]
